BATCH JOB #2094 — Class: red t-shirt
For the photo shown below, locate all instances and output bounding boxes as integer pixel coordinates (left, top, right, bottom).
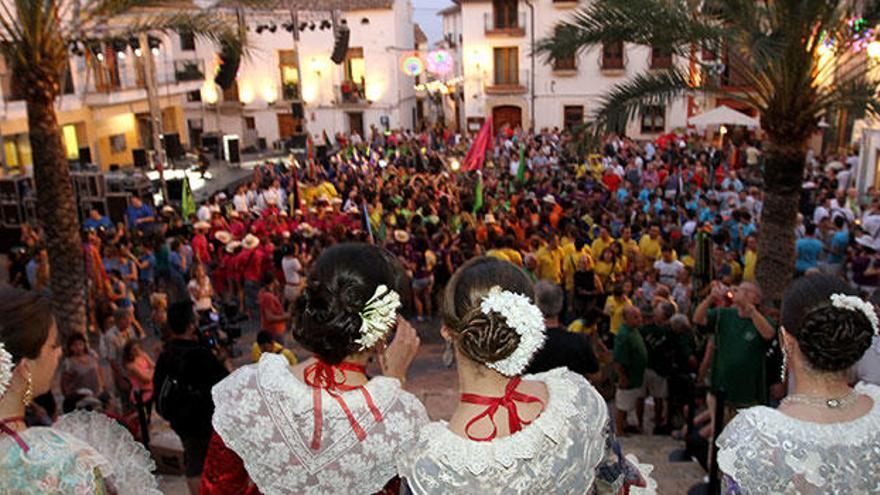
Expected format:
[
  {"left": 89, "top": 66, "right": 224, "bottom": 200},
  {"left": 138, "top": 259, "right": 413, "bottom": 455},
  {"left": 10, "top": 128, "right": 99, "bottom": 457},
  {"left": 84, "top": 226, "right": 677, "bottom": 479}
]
[
  {"left": 258, "top": 289, "right": 286, "bottom": 335},
  {"left": 192, "top": 234, "right": 211, "bottom": 265},
  {"left": 602, "top": 173, "right": 622, "bottom": 193},
  {"left": 236, "top": 248, "right": 264, "bottom": 283}
]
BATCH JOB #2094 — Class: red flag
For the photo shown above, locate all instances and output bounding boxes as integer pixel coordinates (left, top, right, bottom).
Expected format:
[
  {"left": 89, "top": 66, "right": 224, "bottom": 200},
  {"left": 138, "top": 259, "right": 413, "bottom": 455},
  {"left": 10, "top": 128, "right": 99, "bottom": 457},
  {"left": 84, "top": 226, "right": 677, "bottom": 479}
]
[
  {"left": 463, "top": 117, "right": 493, "bottom": 171},
  {"left": 291, "top": 166, "right": 301, "bottom": 211}
]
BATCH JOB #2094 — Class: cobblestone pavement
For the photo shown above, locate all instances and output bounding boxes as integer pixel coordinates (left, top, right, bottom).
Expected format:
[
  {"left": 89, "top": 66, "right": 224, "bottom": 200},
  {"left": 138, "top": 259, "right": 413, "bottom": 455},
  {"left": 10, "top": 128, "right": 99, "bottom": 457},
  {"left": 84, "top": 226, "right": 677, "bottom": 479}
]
[{"left": 158, "top": 318, "right": 705, "bottom": 493}]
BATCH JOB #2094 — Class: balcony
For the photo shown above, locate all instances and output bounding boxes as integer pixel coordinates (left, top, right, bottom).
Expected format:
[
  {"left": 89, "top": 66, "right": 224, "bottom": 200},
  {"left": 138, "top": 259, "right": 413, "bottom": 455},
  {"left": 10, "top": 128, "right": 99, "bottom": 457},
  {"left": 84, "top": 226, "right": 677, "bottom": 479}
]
[
  {"left": 335, "top": 80, "right": 368, "bottom": 105},
  {"left": 485, "top": 70, "right": 529, "bottom": 95},
  {"left": 174, "top": 59, "right": 205, "bottom": 83},
  {"left": 484, "top": 12, "right": 526, "bottom": 37}
]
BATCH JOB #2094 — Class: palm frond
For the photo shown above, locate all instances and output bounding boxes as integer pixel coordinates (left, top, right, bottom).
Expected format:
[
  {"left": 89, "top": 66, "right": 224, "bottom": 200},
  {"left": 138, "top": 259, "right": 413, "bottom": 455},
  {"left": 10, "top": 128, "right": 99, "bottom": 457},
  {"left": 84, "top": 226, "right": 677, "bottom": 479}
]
[
  {"left": 590, "top": 68, "right": 696, "bottom": 135},
  {"left": 535, "top": 0, "right": 722, "bottom": 65}
]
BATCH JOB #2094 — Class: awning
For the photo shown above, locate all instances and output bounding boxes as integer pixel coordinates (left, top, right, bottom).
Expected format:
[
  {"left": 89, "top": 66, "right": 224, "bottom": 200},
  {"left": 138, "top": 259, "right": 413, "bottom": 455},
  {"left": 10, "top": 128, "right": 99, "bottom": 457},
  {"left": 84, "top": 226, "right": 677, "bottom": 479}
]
[{"left": 688, "top": 105, "right": 760, "bottom": 128}]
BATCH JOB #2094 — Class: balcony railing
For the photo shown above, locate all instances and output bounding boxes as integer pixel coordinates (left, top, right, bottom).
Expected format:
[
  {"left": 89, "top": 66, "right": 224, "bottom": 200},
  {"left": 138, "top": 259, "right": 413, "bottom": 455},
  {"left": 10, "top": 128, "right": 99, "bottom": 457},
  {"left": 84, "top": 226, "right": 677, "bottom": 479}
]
[
  {"left": 484, "top": 12, "right": 526, "bottom": 36},
  {"left": 174, "top": 59, "right": 205, "bottom": 82},
  {"left": 486, "top": 70, "right": 529, "bottom": 94},
  {"left": 282, "top": 81, "right": 300, "bottom": 101},
  {"left": 336, "top": 79, "right": 367, "bottom": 104}
]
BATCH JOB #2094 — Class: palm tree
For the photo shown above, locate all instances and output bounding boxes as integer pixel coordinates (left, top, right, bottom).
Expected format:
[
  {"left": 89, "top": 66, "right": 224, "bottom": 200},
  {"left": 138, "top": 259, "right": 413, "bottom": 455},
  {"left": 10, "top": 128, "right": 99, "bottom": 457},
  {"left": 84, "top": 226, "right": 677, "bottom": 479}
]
[
  {"left": 0, "top": 1, "right": 247, "bottom": 336},
  {"left": 538, "top": 0, "right": 880, "bottom": 303}
]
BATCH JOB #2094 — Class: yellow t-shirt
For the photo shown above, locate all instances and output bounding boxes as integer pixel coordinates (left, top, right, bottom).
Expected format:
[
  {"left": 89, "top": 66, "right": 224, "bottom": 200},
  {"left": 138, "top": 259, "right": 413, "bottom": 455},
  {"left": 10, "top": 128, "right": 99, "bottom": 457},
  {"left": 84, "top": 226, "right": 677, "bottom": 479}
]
[
  {"left": 536, "top": 246, "right": 565, "bottom": 284},
  {"left": 681, "top": 255, "right": 696, "bottom": 269},
  {"left": 486, "top": 248, "right": 523, "bottom": 267},
  {"left": 743, "top": 250, "right": 757, "bottom": 281},
  {"left": 639, "top": 235, "right": 662, "bottom": 261},
  {"left": 561, "top": 240, "right": 592, "bottom": 291},
  {"left": 591, "top": 237, "right": 614, "bottom": 259},
  {"left": 252, "top": 342, "right": 298, "bottom": 366},
  {"left": 603, "top": 295, "right": 631, "bottom": 335},
  {"left": 617, "top": 238, "right": 639, "bottom": 258},
  {"left": 567, "top": 318, "right": 597, "bottom": 335}
]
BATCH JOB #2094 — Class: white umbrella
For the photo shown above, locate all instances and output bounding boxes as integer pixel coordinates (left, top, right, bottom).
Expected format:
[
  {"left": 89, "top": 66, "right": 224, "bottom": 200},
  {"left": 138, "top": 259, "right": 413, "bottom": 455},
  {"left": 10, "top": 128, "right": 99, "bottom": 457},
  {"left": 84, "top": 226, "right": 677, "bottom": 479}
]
[{"left": 688, "top": 105, "right": 760, "bottom": 128}]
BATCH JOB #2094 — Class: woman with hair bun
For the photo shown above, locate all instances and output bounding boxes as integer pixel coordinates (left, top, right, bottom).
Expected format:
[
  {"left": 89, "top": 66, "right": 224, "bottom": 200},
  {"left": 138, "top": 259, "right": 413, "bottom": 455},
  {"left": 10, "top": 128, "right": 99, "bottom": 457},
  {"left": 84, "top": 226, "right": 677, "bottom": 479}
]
[
  {"left": 0, "top": 288, "right": 159, "bottom": 494},
  {"left": 718, "top": 274, "right": 880, "bottom": 493},
  {"left": 204, "top": 242, "right": 426, "bottom": 494},
  {"left": 398, "top": 257, "right": 654, "bottom": 494}
]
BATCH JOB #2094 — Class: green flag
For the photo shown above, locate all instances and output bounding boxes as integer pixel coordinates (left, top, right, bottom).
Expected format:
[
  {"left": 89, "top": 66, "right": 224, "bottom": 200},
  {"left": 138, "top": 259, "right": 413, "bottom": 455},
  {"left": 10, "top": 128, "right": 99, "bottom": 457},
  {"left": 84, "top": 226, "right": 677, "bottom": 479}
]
[
  {"left": 517, "top": 144, "right": 526, "bottom": 183},
  {"left": 181, "top": 176, "right": 196, "bottom": 221},
  {"left": 472, "top": 174, "right": 483, "bottom": 214}
]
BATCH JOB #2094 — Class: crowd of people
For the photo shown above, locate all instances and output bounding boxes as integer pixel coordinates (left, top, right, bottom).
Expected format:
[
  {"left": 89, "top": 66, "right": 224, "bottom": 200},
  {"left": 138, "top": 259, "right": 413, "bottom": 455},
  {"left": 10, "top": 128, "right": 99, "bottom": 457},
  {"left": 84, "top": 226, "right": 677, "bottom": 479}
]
[{"left": 0, "top": 123, "right": 879, "bottom": 494}]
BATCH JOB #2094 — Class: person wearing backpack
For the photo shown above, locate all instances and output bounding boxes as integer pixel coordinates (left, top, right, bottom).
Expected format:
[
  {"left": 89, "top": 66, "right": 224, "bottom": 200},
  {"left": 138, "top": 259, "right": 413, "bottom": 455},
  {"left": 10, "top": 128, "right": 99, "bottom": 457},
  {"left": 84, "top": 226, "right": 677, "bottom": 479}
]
[{"left": 154, "top": 300, "right": 229, "bottom": 494}]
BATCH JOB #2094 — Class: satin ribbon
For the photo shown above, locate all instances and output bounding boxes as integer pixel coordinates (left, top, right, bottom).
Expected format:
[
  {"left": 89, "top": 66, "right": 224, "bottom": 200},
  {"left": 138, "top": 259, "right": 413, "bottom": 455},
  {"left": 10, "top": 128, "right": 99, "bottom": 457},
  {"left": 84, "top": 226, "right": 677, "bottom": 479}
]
[
  {"left": 303, "top": 360, "right": 382, "bottom": 450},
  {"left": 0, "top": 416, "right": 28, "bottom": 453},
  {"left": 459, "top": 377, "right": 545, "bottom": 442}
]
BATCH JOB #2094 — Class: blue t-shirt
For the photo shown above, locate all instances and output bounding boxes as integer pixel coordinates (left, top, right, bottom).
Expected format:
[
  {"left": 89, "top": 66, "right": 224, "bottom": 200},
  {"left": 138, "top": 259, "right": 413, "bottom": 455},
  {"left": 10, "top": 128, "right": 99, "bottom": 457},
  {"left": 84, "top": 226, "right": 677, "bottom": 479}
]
[
  {"left": 126, "top": 204, "right": 156, "bottom": 230},
  {"left": 828, "top": 230, "right": 850, "bottom": 264},
  {"left": 83, "top": 216, "right": 113, "bottom": 231},
  {"left": 139, "top": 253, "right": 156, "bottom": 283},
  {"left": 795, "top": 238, "right": 824, "bottom": 272}
]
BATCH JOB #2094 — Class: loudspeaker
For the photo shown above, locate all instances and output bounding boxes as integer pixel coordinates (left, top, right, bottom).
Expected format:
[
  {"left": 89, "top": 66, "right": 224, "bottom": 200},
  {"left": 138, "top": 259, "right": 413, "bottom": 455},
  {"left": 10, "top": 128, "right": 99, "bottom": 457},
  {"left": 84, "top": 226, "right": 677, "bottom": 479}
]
[
  {"left": 330, "top": 24, "right": 350, "bottom": 64},
  {"left": 224, "top": 137, "right": 240, "bottom": 164},
  {"left": 163, "top": 133, "right": 183, "bottom": 160},
  {"left": 202, "top": 134, "right": 221, "bottom": 159},
  {"left": 78, "top": 147, "right": 92, "bottom": 165},
  {"left": 166, "top": 178, "right": 184, "bottom": 202},
  {"left": 291, "top": 102, "right": 304, "bottom": 119},
  {"left": 288, "top": 134, "right": 307, "bottom": 150},
  {"left": 214, "top": 38, "right": 241, "bottom": 90},
  {"left": 132, "top": 148, "right": 148, "bottom": 169}
]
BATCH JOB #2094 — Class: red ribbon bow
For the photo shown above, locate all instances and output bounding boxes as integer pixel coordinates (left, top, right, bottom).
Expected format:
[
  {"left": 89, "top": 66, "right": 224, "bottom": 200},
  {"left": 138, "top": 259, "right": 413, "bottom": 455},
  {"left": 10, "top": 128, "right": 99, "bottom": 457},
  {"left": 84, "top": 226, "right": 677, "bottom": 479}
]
[
  {"left": 459, "top": 377, "right": 545, "bottom": 442},
  {"left": 0, "top": 417, "right": 28, "bottom": 453},
  {"left": 303, "top": 360, "right": 383, "bottom": 450}
]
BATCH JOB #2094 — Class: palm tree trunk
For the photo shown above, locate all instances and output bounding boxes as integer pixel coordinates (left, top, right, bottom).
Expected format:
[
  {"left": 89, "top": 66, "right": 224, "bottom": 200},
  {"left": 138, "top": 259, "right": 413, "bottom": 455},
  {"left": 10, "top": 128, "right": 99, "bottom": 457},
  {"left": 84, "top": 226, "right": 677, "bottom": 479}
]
[
  {"left": 755, "top": 141, "right": 805, "bottom": 306},
  {"left": 26, "top": 88, "right": 87, "bottom": 337}
]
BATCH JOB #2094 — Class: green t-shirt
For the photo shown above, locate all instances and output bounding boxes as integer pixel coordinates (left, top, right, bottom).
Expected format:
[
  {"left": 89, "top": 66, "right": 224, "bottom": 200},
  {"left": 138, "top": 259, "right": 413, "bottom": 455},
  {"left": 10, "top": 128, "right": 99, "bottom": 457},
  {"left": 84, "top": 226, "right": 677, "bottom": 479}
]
[
  {"left": 613, "top": 324, "right": 648, "bottom": 389},
  {"left": 706, "top": 307, "right": 774, "bottom": 406}
]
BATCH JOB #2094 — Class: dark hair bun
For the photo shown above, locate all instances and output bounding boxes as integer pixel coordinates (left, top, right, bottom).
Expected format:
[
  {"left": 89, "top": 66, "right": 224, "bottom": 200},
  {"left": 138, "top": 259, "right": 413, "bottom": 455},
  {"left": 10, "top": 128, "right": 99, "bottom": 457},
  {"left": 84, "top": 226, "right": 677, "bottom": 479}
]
[
  {"left": 442, "top": 257, "right": 534, "bottom": 367},
  {"left": 797, "top": 303, "right": 874, "bottom": 372},
  {"left": 457, "top": 307, "right": 521, "bottom": 364},
  {"left": 293, "top": 243, "right": 405, "bottom": 364},
  {"left": 781, "top": 274, "right": 874, "bottom": 372}
]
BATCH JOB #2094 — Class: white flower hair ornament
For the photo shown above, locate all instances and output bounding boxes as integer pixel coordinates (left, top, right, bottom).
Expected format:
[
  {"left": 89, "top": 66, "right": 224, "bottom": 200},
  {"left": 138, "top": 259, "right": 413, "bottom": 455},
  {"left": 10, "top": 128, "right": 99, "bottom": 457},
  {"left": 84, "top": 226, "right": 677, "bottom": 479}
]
[
  {"left": 830, "top": 293, "right": 879, "bottom": 335},
  {"left": 480, "top": 286, "right": 547, "bottom": 376},
  {"left": 0, "top": 343, "right": 13, "bottom": 399},
  {"left": 355, "top": 285, "right": 402, "bottom": 350}
]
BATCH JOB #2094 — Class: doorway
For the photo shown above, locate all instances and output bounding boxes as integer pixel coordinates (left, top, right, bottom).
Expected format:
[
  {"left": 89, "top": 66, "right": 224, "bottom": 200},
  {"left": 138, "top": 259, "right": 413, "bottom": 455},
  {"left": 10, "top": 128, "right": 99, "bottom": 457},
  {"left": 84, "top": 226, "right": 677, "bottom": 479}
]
[
  {"left": 492, "top": 105, "right": 522, "bottom": 133},
  {"left": 347, "top": 112, "right": 364, "bottom": 137}
]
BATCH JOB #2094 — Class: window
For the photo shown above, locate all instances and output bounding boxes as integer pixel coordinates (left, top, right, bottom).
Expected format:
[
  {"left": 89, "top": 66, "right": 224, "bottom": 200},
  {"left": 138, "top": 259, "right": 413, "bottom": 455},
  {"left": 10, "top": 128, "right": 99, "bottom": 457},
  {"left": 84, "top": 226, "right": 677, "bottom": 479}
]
[
  {"left": 493, "top": 0, "right": 518, "bottom": 29},
  {"left": 278, "top": 50, "right": 299, "bottom": 100},
  {"left": 553, "top": 27, "right": 576, "bottom": 70},
  {"left": 222, "top": 81, "right": 239, "bottom": 103},
  {"left": 187, "top": 90, "right": 202, "bottom": 102},
  {"left": 343, "top": 48, "right": 365, "bottom": 102},
  {"left": 179, "top": 31, "right": 195, "bottom": 51},
  {"left": 602, "top": 42, "right": 624, "bottom": 70},
  {"left": 641, "top": 105, "right": 665, "bottom": 133},
  {"left": 244, "top": 117, "right": 256, "bottom": 130},
  {"left": 651, "top": 46, "right": 672, "bottom": 69},
  {"left": 563, "top": 105, "right": 584, "bottom": 130},
  {"left": 493, "top": 47, "right": 519, "bottom": 85}
]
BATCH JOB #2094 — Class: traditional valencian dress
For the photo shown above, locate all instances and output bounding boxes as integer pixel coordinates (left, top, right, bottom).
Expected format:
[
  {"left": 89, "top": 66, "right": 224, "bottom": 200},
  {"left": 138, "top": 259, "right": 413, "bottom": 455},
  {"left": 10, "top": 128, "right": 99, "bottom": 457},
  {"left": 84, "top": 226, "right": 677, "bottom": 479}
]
[
  {"left": 204, "top": 353, "right": 429, "bottom": 494},
  {"left": 0, "top": 410, "right": 160, "bottom": 494},
  {"left": 717, "top": 382, "right": 880, "bottom": 494},
  {"left": 397, "top": 368, "right": 656, "bottom": 494}
]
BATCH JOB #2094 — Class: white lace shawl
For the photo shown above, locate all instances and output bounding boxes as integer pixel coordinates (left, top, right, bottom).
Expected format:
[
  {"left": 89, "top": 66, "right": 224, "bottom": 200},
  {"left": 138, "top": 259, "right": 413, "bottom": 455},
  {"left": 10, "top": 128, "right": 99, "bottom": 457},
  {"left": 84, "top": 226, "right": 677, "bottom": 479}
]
[
  {"left": 717, "top": 382, "right": 880, "bottom": 494},
  {"left": 0, "top": 411, "right": 159, "bottom": 495},
  {"left": 397, "top": 368, "right": 610, "bottom": 494},
  {"left": 212, "top": 353, "right": 430, "bottom": 495}
]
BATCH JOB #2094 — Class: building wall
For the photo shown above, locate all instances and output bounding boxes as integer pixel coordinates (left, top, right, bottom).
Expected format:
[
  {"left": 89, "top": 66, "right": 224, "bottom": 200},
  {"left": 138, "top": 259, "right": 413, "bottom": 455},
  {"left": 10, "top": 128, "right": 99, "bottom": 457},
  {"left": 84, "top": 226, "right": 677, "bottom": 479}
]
[{"left": 448, "top": 0, "right": 688, "bottom": 138}]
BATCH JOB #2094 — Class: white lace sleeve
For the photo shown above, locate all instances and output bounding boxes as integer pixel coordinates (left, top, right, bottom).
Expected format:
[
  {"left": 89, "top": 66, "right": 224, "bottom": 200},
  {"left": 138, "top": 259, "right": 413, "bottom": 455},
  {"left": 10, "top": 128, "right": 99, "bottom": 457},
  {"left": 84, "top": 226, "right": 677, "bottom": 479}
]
[{"left": 54, "top": 410, "right": 160, "bottom": 495}]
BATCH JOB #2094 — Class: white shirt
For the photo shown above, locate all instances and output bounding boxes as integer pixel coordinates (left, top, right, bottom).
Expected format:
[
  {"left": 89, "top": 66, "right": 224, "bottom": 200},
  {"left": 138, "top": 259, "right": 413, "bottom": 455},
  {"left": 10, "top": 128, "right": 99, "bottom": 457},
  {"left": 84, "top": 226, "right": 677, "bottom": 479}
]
[
  {"left": 862, "top": 211, "right": 880, "bottom": 238},
  {"left": 654, "top": 259, "right": 685, "bottom": 287},
  {"left": 233, "top": 193, "right": 249, "bottom": 213},
  {"left": 682, "top": 220, "right": 698, "bottom": 239},
  {"left": 197, "top": 205, "right": 212, "bottom": 222},
  {"left": 281, "top": 256, "right": 302, "bottom": 287},
  {"left": 813, "top": 205, "right": 830, "bottom": 225}
]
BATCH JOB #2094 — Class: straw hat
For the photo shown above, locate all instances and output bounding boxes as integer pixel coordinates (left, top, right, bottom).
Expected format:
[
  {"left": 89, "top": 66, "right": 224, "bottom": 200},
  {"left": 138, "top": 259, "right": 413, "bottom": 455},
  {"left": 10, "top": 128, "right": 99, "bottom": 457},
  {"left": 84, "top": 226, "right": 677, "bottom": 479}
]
[
  {"left": 243, "top": 234, "right": 260, "bottom": 250},
  {"left": 393, "top": 229, "right": 410, "bottom": 243},
  {"left": 194, "top": 221, "right": 210, "bottom": 231},
  {"left": 330, "top": 197, "right": 343, "bottom": 206},
  {"left": 214, "top": 230, "right": 232, "bottom": 244},
  {"left": 542, "top": 194, "right": 557, "bottom": 205},
  {"left": 161, "top": 205, "right": 175, "bottom": 215},
  {"left": 229, "top": 210, "right": 240, "bottom": 219},
  {"left": 225, "top": 240, "right": 242, "bottom": 253},
  {"left": 485, "top": 213, "right": 496, "bottom": 224}
]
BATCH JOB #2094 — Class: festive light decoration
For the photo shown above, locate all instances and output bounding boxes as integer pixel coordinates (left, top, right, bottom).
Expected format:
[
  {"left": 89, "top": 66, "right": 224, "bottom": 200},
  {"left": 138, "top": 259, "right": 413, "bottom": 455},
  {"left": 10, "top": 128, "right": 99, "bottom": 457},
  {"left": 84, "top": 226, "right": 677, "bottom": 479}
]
[
  {"left": 426, "top": 49, "right": 454, "bottom": 76},
  {"left": 401, "top": 55, "right": 424, "bottom": 76}
]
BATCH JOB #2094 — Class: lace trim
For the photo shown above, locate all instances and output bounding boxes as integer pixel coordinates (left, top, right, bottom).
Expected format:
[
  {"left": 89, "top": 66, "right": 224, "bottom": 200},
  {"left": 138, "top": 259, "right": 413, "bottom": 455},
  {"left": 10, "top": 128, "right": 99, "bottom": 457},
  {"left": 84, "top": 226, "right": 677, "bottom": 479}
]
[
  {"left": 413, "top": 368, "right": 607, "bottom": 476},
  {"left": 625, "top": 454, "right": 659, "bottom": 495},
  {"left": 54, "top": 411, "right": 161, "bottom": 495}
]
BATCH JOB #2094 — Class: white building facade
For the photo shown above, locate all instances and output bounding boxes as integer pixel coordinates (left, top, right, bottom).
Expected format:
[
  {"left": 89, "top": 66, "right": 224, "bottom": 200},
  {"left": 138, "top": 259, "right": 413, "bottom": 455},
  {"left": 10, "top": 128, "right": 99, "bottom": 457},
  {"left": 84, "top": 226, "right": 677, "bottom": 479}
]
[
  {"left": 186, "top": 0, "right": 418, "bottom": 153},
  {"left": 440, "top": 0, "right": 689, "bottom": 138}
]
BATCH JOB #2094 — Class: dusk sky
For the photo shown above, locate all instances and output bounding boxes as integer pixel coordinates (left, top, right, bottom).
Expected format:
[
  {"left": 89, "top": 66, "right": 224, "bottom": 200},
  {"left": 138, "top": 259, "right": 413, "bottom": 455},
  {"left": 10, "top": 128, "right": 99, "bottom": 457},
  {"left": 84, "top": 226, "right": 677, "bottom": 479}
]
[{"left": 413, "top": 0, "right": 451, "bottom": 44}]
